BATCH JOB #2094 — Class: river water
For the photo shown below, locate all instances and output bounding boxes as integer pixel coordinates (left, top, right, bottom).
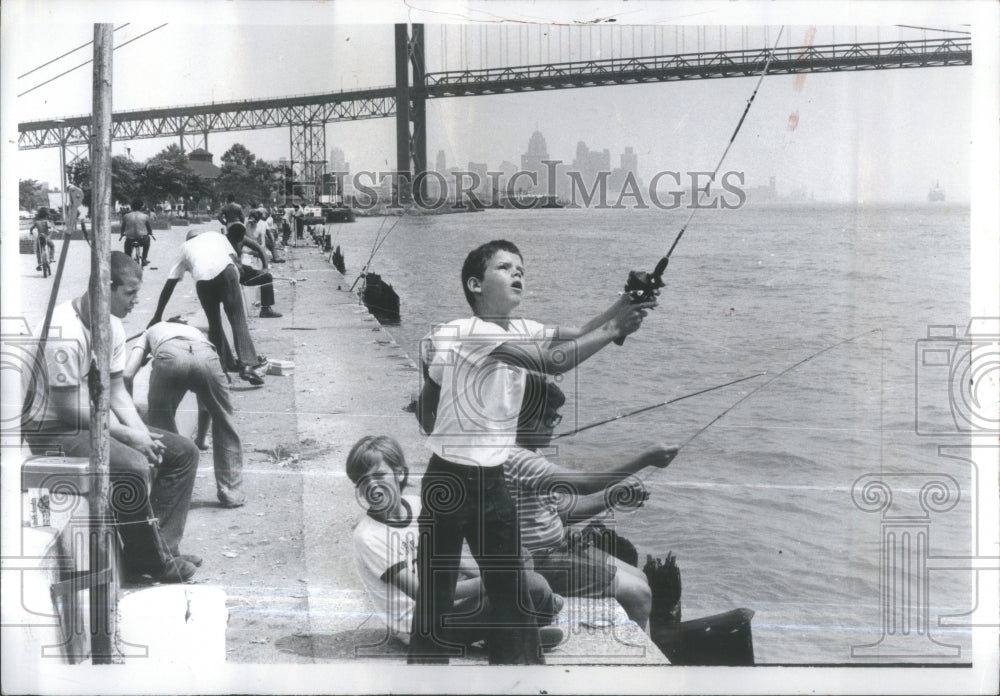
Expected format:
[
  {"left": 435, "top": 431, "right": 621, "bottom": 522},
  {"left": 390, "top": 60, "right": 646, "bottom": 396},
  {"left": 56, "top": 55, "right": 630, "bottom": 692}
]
[{"left": 328, "top": 202, "right": 974, "bottom": 664}]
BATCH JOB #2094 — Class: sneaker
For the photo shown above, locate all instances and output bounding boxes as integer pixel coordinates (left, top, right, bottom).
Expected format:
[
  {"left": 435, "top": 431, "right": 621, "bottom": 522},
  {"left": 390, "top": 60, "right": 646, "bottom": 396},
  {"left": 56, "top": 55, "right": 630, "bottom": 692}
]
[
  {"left": 239, "top": 365, "right": 265, "bottom": 386},
  {"left": 142, "top": 259, "right": 150, "bottom": 266},
  {"left": 175, "top": 553, "right": 203, "bottom": 567},
  {"left": 143, "top": 558, "right": 196, "bottom": 583},
  {"left": 218, "top": 491, "right": 247, "bottom": 508},
  {"left": 36, "top": 265, "right": 42, "bottom": 271},
  {"left": 259, "top": 307, "right": 283, "bottom": 318}
]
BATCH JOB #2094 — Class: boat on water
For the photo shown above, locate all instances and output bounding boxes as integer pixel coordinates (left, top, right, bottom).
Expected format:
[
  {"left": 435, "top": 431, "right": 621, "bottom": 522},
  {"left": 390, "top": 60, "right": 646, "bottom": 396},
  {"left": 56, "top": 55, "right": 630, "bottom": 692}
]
[{"left": 928, "top": 180, "right": 945, "bottom": 202}]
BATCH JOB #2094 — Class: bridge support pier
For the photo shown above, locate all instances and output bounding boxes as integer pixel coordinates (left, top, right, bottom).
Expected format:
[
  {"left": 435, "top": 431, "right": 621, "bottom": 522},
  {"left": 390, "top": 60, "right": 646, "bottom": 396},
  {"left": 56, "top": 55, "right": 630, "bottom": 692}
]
[{"left": 395, "top": 23, "right": 426, "bottom": 203}]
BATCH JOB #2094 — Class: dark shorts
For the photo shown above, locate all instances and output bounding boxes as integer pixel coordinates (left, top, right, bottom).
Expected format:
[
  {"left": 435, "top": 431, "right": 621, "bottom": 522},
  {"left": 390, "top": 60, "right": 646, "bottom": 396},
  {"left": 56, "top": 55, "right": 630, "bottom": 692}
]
[{"left": 530, "top": 541, "right": 617, "bottom": 598}]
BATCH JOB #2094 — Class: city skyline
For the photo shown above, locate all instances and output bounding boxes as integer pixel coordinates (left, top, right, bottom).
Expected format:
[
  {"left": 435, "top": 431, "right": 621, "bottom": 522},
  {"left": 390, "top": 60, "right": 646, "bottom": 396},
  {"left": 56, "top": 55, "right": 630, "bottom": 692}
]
[{"left": 6, "top": 13, "right": 979, "bottom": 204}]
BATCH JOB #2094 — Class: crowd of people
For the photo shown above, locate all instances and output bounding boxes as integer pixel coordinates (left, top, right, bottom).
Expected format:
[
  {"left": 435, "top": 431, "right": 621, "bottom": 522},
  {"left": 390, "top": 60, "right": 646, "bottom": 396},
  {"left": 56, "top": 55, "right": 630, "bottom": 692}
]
[
  {"left": 24, "top": 218, "right": 673, "bottom": 660},
  {"left": 23, "top": 196, "right": 298, "bottom": 583}
]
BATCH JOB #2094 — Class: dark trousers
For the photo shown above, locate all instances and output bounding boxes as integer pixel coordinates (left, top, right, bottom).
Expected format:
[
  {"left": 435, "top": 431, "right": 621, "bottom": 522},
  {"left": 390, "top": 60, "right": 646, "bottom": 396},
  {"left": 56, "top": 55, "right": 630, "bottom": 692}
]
[
  {"left": 26, "top": 427, "right": 198, "bottom": 570},
  {"left": 409, "top": 455, "right": 543, "bottom": 665},
  {"left": 195, "top": 265, "right": 258, "bottom": 370},
  {"left": 124, "top": 236, "right": 151, "bottom": 262},
  {"left": 237, "top": 264, "right": 275, "bottom": 308}
]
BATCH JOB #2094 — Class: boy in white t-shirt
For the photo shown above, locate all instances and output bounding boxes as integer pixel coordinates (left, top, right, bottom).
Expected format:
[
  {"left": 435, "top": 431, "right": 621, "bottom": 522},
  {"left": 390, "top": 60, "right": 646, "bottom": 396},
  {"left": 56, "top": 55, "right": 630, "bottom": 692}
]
[
  {"left": 410, "top": 239, "right": 656, "bottom": 664},
  {"left": 347, "top": 435, "right": 563, "bottom": 653}
]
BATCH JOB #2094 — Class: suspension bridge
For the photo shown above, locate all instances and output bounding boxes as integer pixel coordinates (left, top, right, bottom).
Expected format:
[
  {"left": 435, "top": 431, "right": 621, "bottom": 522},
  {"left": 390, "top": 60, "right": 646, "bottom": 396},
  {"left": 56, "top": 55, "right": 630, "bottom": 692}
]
[{"left": 17, "top": 24, "right": 971, "bottom": 199}]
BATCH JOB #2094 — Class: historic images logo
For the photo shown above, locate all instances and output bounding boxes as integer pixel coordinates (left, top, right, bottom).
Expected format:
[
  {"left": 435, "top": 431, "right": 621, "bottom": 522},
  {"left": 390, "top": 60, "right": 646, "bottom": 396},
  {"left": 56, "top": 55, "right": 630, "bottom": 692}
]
[{"left": 851, "top": 318, "right": 999, "bottom": 660}]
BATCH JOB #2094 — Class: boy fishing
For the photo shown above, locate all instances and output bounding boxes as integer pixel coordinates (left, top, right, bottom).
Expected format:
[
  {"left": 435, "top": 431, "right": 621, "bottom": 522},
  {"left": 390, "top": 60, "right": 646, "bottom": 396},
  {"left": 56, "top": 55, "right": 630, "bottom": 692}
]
[{"left": 410, "top": 239, "right": 655, "bottom": 664}]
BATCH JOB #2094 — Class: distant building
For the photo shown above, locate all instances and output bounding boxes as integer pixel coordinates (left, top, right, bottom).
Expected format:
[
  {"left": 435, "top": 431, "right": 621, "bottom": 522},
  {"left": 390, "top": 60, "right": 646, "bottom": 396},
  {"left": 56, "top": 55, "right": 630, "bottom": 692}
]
[
  {"left": 435, "top": 150, "right": 447, "bottom": 173},
  {"left": 571, "top": 141, "right": 612, "bottom": 195},
  {"left": 744, "top": 176, "right": 777, "bottom": 202},
  {"left": 520, "top": 130, "right": 551, "bottom": 195},
  {"left": 609, "top": 146, "right": 641, "bottom": 193},
  {"left": 186, "top": 149, "right": 222, "bottom": 180}
]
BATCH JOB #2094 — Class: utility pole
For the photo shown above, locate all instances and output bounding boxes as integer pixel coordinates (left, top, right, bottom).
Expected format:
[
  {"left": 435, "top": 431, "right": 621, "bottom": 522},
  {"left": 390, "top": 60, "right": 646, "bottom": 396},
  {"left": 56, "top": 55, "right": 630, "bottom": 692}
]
[{"left": 89, "top": 23, "right": 115, "bottom": 664}]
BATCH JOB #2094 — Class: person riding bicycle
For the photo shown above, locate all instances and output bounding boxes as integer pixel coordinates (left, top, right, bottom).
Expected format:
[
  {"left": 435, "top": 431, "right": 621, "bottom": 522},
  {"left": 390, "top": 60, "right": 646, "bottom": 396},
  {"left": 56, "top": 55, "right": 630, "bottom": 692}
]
[
  {"left": 119, "top": 198, "right": 155, "bottom": 266},
  {"left": 30, "top": 207, "right": 57, "bottom": 272}
]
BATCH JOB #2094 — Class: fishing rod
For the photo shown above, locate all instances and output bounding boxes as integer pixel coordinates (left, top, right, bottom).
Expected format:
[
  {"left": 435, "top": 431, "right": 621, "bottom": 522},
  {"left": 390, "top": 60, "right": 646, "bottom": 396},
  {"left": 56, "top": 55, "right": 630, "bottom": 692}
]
[
  {"left": 673, "top": 328, "right": 881, "bottom": 455},
  {"left": 348, "top": 203, "right": 414, "bottom": 292},
  {"left": 552, "top": 371, "right": 767, "bottom": 440},
  {"left": 614, "top": 26, "right": 786, "bottom": 346}
]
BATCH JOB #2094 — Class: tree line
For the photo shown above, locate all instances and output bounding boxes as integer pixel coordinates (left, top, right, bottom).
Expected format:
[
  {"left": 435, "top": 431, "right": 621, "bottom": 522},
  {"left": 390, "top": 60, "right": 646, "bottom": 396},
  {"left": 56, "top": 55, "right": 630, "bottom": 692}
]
[{"left": 19, "top": 143, "right": 295, "bottom": 214}]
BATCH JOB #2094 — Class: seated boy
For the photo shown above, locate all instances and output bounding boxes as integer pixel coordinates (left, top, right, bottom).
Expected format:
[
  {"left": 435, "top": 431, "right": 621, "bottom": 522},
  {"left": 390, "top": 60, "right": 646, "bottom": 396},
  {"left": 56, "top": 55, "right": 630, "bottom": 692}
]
[
  {"left": 412, "top": 239, "right": 656, "bottom": 664},
  {"left": 347, "top": 436, "right": 563, "bottom": 652},
  {"left": 506, "top": 375, "right": 678, "bottom": 628}
]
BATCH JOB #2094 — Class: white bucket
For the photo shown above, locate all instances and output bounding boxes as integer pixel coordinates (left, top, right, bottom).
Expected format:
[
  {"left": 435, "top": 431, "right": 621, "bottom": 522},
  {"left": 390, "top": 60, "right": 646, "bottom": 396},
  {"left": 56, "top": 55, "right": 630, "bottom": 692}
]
[{"left": 118, "top": 585, "right": 228, "bottom": 664}]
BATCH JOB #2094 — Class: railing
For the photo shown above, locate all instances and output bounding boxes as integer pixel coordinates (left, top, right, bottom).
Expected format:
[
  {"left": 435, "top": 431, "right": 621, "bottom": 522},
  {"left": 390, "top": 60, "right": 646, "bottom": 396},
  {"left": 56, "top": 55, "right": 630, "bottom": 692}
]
[{"left": 424, "top": 38, "right": 971, "bottom": 90}]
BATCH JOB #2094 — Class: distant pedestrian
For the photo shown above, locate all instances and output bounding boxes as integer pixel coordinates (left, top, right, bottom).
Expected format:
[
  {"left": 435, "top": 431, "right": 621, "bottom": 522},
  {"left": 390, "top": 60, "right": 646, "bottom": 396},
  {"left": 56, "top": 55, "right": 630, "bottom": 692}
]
[
  {"left": 124, "top": 318, "right": 247, "bottom": 508},
  {"left": 29, "top": 207, "right": 56, "bottom": 271},
  {"left": 225, "top": 222, "right": 284, "bottom": 319},
  {"left": 218, "top": 194, "right": 245, "bottom": 228},
  {"left": 119, "top": 198, "right": 155, "bottom": 266}
]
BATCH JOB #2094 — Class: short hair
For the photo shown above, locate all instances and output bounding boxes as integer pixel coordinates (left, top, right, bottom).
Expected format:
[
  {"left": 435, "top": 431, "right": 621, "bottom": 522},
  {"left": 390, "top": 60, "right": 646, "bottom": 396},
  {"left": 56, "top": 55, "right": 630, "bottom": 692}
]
[
  {"left": 110, "top": 250, "right": 142, "bottom": 287},
  {"left": 517, "top": 372, "right": 566, "bottom": 446},
  {"left": 225, "top": 222, "right": 247, "bottom": 246},
  {"left": 226, "top": 194, "right": 236, "bottom": 203},
  {"left": 461, "top": 240, "right": 522, "bottom": 308},
  {"left": 345, "top": 435, "right": 407, "bottom": 487},
  {"left": 35, "top": 207, "right": 49, "bottom": 220},
  {"left": 131, "top": 199, "right": 144, "bottom": 210}
]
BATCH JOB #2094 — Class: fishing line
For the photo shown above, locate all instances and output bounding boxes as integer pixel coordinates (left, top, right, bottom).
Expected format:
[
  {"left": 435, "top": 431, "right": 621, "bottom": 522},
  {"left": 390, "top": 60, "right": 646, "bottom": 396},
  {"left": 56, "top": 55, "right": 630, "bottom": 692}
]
[
  {"left": 661, "top": 26, "right": 785, "bottom": 266},
  {"left": 553, "top": 372, "right": 767, "bottom": 440},
  {"left": 676, "top": 328, "right": 882, "bottom": 453},
  {"left": 612, "top": 27, "right": 786, "bottom": 343},
  {"left": 349, "top": 204, "right": 414, "bottom": 292}
]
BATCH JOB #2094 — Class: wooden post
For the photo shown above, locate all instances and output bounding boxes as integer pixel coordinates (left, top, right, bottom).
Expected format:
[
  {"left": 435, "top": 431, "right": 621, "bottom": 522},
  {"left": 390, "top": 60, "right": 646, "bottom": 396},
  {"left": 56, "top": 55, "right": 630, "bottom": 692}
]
[{"left": 89, "top": 23, "right": 115, "bottom": 664}]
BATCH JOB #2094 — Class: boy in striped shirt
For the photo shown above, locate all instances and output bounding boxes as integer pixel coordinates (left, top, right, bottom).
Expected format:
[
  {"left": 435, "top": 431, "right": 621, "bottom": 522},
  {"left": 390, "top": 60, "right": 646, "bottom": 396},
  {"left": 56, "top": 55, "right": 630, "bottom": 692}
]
[{"left": 504, "top": 375, "right": 678, "bottom": 628}]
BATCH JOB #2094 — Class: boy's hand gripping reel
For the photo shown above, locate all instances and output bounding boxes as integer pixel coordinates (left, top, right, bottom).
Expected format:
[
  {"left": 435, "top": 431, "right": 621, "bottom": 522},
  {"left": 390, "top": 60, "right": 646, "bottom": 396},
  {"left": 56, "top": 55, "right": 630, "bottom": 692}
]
[{"left": 614, "top": 256, "right": 668, "bottom": 346}]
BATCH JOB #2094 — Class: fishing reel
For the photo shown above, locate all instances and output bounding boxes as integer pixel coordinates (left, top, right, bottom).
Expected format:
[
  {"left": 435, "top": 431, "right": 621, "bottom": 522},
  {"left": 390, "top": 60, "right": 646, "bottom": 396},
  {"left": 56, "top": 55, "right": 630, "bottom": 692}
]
[{"left": 614, "top": 257, "right": 668, "bottom": 345}]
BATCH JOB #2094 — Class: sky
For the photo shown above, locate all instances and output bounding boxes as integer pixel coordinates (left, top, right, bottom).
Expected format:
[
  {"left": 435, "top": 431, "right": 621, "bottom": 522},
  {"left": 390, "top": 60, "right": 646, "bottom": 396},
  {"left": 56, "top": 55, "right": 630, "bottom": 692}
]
[{"left": 3, "top": 2, "right": 984, "bottom": 204}]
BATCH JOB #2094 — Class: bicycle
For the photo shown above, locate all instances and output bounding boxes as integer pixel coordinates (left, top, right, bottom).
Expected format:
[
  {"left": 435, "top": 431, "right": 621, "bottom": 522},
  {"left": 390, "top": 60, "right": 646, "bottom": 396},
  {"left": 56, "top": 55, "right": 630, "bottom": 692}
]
[
  {"left": 123, "top": 232, "right": 154, "bottom": 266},
  {"left": 35, "top": 233, "right": 53, "bottom": 278}
]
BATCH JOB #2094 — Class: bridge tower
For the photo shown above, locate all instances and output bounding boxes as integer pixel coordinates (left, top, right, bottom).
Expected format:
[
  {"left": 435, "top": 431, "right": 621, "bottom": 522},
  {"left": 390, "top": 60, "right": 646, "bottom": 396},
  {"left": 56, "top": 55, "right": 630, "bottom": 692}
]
[
  {"left": 289, "top": 123, "right": 326, "bottom": 204},
  {"left": 395, "top": 23, "right": 426, "bottom": 202}
]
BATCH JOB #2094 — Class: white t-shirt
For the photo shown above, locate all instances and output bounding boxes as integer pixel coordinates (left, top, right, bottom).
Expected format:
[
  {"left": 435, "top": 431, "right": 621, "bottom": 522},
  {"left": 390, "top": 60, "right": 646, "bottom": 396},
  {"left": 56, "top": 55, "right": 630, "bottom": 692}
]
[
  {"left": 353, "top": 495, "right": 422, "bottom": 641},
  {"left": 167, "top": 231, "right": 237, "bottom": 282},
  {"left": 423, "top": 316, "right": 548, "bottom": 467},
  {"left": 139, "top": 321, "right": 213, "bottom": 355},
  {"left": 24, "top": 300, "right": 126, "bottom": 429}
]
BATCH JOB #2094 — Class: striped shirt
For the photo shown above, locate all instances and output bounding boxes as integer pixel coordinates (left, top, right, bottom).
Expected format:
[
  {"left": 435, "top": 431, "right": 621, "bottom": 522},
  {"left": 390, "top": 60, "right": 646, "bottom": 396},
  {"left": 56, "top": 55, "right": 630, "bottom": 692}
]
[{"left": 503, "top": 447, "right": 566, "bottom": 552}]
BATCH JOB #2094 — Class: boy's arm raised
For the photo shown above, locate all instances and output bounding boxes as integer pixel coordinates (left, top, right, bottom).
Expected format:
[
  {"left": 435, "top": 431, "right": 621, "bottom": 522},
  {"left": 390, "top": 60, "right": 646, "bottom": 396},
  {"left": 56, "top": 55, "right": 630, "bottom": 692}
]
[{"left": 493, "top": 297, "right": 655, "bottom": 375}]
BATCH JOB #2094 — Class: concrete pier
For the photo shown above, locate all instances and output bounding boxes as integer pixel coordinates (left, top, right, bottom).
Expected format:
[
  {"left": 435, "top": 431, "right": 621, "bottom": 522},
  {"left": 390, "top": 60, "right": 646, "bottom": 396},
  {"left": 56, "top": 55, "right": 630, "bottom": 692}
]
[{"left": 11, "top": 222, "right": 668, "bottom": 666}]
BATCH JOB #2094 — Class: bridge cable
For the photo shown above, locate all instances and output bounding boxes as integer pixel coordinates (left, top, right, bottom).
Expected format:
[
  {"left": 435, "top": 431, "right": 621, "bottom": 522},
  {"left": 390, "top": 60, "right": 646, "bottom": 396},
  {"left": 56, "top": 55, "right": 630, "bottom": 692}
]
[
  {"left": 17, "top": 23, "right": 130, "bottom": 79},
  {"left": 18, "top": 23, "right": 168, "bottom": 98},
  {"left": 895, "top": 24, "right": 970, "bottom": 35}
]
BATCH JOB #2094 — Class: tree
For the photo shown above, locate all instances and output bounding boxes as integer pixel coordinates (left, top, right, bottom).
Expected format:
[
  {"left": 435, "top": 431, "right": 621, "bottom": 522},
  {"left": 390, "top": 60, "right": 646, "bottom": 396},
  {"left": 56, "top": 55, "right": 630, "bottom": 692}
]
[
  {"left": 66, "top": 156, "right": 141, "bottom": 209},
  {"left": 19, "top": 179, "right": 48, "bottom": 211},
  {"left": 137, "top": 145, "right": 192, "bottom": 208},
  {"left": 217, "top": 143, "right": 276, "bottom": 206}
]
